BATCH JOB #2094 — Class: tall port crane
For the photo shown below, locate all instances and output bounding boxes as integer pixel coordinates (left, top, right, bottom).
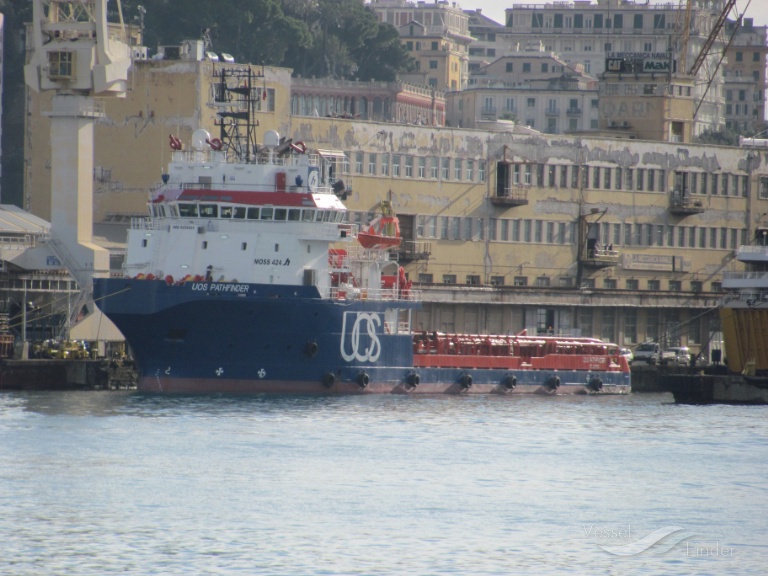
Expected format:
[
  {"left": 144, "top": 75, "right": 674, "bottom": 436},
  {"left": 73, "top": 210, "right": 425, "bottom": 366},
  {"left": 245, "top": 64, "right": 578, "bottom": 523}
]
[{"left": 23, "top": 0, "right": 131, "bottom": 339}]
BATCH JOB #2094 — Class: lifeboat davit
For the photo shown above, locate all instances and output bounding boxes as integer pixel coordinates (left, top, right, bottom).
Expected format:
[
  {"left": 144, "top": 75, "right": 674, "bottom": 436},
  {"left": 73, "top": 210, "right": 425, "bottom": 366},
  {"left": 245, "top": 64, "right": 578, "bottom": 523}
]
[{"left": 358, "top": 206, "right": 403, "bottom": 249}]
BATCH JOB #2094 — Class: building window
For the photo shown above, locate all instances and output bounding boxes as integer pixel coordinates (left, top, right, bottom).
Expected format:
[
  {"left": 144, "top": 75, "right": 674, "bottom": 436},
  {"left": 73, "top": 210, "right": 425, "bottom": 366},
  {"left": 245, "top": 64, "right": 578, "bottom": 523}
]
[
  {"left": 535, "top": 276, "right": 550, "bottom": 287},
  {"left": 418, "top": 273, "right": 433, "bottom": 283},
  {"left": 604, "top": 278, "right": 617, "bottom": 289},
  {"left": 760, "top": 177, "right": 768, "bottom": 199},
  {"left": 691, "top": 280, "right": 703, "bottom": 292},
  {"left": 368, "top": 153, "right": 377, "bottom": 175},
  {"left": 441, "top": 157, "right": 450, "bottom": 180},
  {"left": 381, "top": 153, "right": 389, "bottom": 176},
  {"left": 626, "top": 279, "right": 639, "bottom": 290},
  {"left": 506, "top": 62, "right": 513, "bottom": 72},
  {"left": 431, "top": 158, "right": 439, "bottom": 179},
  {"left": 523, "top": 63, "right": 531, "bottom": 72},
  {"left": 355, "top": 152, "right": 363, "bottom": 174},
  {"left": 466, "top": 160, "right": 474, "bottom": 181},
  {"left": 624, "top": 309, "right": 637, "bottom": 344},
  {"left": 443, "top": 274, "right": 457, "bottom": 284},
  {"left": 490, "top": 276, "right": 505, "bottom": 286},
  {"left": 479, "top": 161, "right": 486, "bottom": 182},
  {"left": 466, "top": 275, "right": 481, "bottom": 285},
  {"left": 429, "top": 60, "right": 438, "bottom": 69},
  {"left": 454, "top": 159, "right": 462, "bottom": 180},
  {"left": 669, "top": 280, "right": 682, "bottom": 292},
  {"left": 513, "top": 276, "right": 528, "bottom": 286},
  {"left": 48, "top": 51, "right": 76, "bottom": 80},
  {"left": 392, "top": 155, "right": 401, "bottom": 177},
  {"left": 648, "top": 279, "right": 660, "bottom": 291},
  {"left": 405, "top": 156, "right": 413, "bottom": 178}
]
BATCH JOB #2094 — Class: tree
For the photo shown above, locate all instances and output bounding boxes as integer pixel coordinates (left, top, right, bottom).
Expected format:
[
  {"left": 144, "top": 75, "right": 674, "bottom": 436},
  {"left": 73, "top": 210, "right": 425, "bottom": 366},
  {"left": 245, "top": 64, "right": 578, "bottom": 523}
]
[
  {"left": 0, "top": 0, "right": 34, "bottom": 207},
  {"left": 694, "top": 127, "right": 740, "bottom": 147}
]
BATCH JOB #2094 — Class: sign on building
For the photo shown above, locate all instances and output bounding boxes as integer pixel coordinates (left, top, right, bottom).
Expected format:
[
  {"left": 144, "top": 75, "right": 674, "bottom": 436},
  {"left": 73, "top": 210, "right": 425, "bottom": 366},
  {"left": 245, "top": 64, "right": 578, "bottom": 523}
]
[{"left": 605, "top": 52, "right": 676, "bottom": 74}]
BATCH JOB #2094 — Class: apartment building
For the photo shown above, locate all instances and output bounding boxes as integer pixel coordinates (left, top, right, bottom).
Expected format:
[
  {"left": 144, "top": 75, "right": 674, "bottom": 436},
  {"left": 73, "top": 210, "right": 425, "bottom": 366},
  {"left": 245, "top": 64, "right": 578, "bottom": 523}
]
[
  {"left": 448, "top": 50, "right": 599, "bottom": 132},
  {"left": 466, "top": 0, "right": 739, "bottom": 136},
  {"left": 370, "top": 0, "right": 473, "bottom": 91},
  {"left": 723, "top": 18, "right": 768, "bottom": 134}
]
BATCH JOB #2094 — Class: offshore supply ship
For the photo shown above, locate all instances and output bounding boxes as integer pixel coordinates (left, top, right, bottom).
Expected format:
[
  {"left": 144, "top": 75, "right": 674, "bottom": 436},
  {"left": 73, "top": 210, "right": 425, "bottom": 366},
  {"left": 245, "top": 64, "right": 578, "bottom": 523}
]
[{"left": 93, "top": 66, "right": 631, "bottom": 395}]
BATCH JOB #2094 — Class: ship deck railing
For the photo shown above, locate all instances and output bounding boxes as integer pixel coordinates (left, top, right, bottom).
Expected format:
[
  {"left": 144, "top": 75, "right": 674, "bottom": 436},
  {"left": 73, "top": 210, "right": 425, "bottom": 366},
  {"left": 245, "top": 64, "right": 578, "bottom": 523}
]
[
  {"left": 171, "top": 149, "right": 309, "bottom": 168},
  {"left": 722, "top": 271, "right": 768, "bottom": 281},
  {"left": 325, "top": 286, "right": 420, "bottom": 303},
  {"left": 177, "top": 181, "right": 341, "bottom": 196}
]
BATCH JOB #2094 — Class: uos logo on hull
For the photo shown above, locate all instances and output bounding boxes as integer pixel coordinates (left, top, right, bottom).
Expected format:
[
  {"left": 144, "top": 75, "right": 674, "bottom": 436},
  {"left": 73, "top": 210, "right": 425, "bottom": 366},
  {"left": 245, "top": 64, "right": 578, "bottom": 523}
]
[{"left": 340, "top": 312, "right": 381, "bottom": 363}]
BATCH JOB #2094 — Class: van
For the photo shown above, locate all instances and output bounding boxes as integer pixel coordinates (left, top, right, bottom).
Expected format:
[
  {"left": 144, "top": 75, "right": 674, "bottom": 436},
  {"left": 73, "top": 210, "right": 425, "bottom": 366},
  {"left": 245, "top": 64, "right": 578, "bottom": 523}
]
[{"left": 666, "top": 346, "right": 691, "bottom": 366}]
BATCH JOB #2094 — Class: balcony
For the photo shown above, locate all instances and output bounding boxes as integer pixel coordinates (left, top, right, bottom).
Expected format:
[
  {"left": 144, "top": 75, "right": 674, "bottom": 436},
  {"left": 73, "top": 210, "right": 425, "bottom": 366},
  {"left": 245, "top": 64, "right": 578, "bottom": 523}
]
[
  {"left": 394, "top": 241, "right": 431, "bottom": 264},
  {"left": 669, "top": 192, "right": 705, "bottom": 216},
  {"left": 566, "top": 107, "right": 582, "bottom": 116},
  {"left": 581, "top": 247, "right": 619, "bottom": 268},
  {"left": 490, "top": 187, "right": 529, "bottom": 207},
  {"left": 480, "top": 107, "right": 497, "bottom": 120},
  {"left": 545, "top": 107, "right": 560, "bottom": 116}
]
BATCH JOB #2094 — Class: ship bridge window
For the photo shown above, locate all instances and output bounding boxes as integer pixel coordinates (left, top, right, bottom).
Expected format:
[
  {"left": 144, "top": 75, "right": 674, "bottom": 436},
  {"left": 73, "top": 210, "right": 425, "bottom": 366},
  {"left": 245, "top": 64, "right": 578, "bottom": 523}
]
[
  {"left": 221, "top": 206, "right": 233, "bottom": 218},
  {"left": 261, "top": 207, "right": 274, "bottom": 220},
  {"left": 169, "top": 204, "right": 179, "bottom": 217},
  {"left": 199, "top": 204, "right": 218, "bottom": 218},
  {"left": 233, "top": 207, "right": 246, "bottom": 219},
  {"left": 274, "top": 208, "right": 287, "bottom": 221},
  {"left": 247, "top": 207, "right": 260, "bottom": 220},
  {"left": 301, "top": 209, "right": 315, "bottom": 222},
  {"left": 288, "top": 209, "right": 301, "bottom": 221},
  {"left": 178, "top": 203, "right": 199, "bottom": 217},
  {"left": 321, "top": 211, "right": 332, "bottom": 222}
]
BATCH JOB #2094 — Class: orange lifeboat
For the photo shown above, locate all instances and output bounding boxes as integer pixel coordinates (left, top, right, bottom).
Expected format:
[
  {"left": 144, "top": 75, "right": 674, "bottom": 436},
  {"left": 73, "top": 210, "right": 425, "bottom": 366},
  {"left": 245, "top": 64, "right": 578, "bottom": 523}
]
[{"left": 357, "top": 201, "right": 403, "bottom": 249}]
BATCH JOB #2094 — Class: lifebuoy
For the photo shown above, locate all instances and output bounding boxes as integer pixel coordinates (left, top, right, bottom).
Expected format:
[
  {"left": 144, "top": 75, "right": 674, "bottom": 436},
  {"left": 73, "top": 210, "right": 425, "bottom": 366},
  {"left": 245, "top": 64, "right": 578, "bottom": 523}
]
[
  {"left": 289, "top": 141, "right": 307, "bottom": 154},
  {"left": 169, "top": 135, "right": 182, "bottom": 150},
  {"left": 207, "top": 137, "right": 223, "bottom": 151}
]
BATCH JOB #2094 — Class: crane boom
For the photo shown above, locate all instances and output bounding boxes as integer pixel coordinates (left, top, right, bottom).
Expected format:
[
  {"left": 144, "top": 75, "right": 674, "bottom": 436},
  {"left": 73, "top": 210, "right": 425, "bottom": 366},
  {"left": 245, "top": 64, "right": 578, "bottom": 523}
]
[{"left": 687, "top": 0, "right": 738, "bottom": 76}]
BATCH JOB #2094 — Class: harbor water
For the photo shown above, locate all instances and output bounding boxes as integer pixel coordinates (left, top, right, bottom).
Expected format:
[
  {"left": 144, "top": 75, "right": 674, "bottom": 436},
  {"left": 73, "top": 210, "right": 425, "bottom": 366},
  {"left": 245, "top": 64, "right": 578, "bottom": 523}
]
[{"left": 1, "top": 391, "right": 766, "bottom": 575}]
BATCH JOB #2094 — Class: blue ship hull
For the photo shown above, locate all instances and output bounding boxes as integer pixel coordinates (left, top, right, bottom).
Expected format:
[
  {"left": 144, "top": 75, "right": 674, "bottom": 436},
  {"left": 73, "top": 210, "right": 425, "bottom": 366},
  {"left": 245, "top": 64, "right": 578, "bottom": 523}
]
[{"left": 94, "top": 278, "right": 631, "bottom": 394}]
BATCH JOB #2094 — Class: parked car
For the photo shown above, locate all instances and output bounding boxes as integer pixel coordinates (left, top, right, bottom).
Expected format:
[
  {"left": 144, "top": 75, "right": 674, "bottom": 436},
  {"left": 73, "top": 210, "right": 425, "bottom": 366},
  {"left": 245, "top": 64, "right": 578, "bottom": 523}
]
[
  {"left": 666, "top": 346, "right": 691, "bottom": 366},
  {"left": 633, "top": 342, "right": 676, "bottom": 365},
  {"left": 620, "top": 348, "right": 634, "bottom": 363}
]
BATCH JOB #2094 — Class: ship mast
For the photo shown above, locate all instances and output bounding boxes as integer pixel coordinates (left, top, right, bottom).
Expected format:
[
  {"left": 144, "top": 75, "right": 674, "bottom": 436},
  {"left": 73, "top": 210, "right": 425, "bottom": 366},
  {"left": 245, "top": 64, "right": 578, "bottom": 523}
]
[{"left": 211, "top": 65, "right": 263, "bottom": 162}]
